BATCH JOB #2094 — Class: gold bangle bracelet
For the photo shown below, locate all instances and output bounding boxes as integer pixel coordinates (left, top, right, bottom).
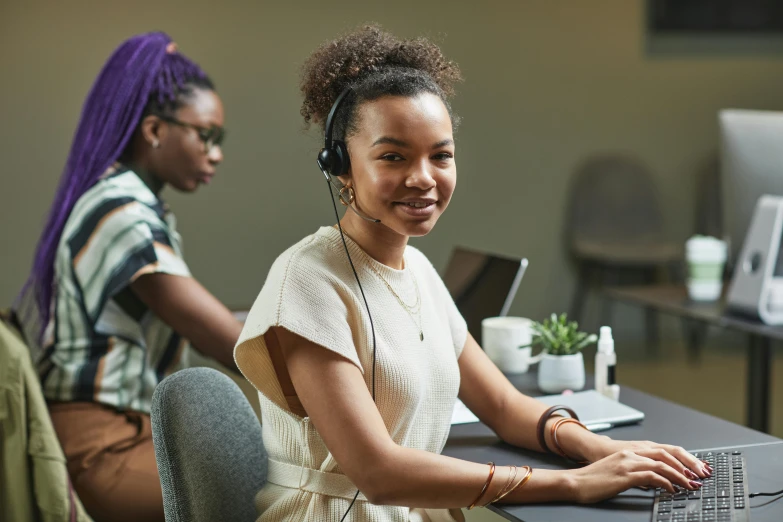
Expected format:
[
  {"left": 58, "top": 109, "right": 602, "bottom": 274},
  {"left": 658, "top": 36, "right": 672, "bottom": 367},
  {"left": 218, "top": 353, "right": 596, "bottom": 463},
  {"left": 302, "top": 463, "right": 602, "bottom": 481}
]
[
  {"left": 487, "top": 466, "right": 533, "bottom": 505},
  {"left": 511, "top": 466, "right": 534, "bottom": 493},
  {"left": 493, "top": 466, "right": 533, "bottom": 504},
  {"left": 497, "top": 466, "right": 518, "bottom": 503},
  {"left": 550, "top": 417, "right": 573, "bottom": 457},
  {"left": 551, "top": 418, "right": 589, "bottom": 462},
  {"left": 484, "top": 465, "right": 518, "bottom": 507},
  {"left": 468, "top": 462, "right": 496, "bottom": 510}
]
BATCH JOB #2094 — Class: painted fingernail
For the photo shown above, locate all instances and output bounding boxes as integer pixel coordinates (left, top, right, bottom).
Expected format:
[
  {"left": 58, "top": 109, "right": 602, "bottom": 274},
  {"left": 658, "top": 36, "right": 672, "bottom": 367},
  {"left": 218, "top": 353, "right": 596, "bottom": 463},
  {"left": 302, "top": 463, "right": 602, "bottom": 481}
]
[
  {"left": 684, "top": 469, "right": 698, "bottom": 479},
  {"left": 702, "top": 466, "right": 712, "bottom": 477},
  {"left": 690, "top": 480, "right": 702, "bottom": 489}
]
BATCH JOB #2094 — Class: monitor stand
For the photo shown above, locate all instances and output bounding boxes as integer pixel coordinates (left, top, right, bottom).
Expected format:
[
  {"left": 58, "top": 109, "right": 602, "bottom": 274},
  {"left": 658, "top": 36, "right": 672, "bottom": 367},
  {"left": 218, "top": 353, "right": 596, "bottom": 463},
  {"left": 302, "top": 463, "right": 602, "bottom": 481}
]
[{"left": 727, "top": 195, "right": 783, "bottom": 325}]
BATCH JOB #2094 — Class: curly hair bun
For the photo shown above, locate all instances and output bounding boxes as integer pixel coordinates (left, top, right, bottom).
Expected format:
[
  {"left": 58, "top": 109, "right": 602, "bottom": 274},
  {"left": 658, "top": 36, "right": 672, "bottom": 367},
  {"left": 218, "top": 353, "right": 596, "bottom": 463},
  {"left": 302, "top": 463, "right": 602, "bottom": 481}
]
[{"left": 300, "top": 24, "right": 462, "bottom": 127}]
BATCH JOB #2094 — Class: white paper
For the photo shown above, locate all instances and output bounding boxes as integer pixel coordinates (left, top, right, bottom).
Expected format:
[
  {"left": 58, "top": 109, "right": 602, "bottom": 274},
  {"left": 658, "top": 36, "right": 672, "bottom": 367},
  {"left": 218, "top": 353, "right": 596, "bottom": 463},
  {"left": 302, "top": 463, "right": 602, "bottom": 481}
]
[{"left": 450, "top": 398, "right": 480, "bottom": 425}]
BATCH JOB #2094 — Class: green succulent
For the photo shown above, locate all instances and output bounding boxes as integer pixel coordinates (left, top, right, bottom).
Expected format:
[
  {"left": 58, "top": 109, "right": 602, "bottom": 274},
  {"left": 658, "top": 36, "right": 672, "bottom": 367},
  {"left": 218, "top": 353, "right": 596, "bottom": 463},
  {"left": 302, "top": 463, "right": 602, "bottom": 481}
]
[{"left": 522, "top": 313, "right": 597, "bottom": 356}]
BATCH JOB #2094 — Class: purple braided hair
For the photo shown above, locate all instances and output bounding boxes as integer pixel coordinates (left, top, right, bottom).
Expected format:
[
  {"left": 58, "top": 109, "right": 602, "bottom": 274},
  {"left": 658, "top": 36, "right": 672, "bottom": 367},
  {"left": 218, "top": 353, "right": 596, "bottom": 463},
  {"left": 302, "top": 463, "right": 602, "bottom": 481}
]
[{"left": 18, "top": 31, "right": 211, "bottom": 341}]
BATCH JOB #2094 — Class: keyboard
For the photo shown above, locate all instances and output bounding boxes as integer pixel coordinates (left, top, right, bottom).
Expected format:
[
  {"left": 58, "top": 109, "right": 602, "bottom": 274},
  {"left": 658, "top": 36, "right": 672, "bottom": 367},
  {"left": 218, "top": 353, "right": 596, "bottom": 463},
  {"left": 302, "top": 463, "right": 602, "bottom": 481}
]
[{"left": 652, "top": 451, "right": 750, "bottom": 522}]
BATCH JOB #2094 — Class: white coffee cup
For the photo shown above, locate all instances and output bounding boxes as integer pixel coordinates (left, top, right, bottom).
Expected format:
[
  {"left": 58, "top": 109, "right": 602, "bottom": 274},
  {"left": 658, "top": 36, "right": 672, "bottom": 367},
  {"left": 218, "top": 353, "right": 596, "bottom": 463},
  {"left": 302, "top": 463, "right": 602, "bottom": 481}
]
[
  {"left": 685, "top": 235, "right": 727, "bottom": 301},
  {"left": 482, "top": 317, "right": 543, "bottom": 374}
]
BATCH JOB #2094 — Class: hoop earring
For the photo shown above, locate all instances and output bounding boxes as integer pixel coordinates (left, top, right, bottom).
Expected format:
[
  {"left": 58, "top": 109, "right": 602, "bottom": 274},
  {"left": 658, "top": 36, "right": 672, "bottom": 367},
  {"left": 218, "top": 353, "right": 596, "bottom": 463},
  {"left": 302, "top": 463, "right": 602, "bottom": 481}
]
[{"left": 339, "top": 185, "right": 355, "bottom": 206}]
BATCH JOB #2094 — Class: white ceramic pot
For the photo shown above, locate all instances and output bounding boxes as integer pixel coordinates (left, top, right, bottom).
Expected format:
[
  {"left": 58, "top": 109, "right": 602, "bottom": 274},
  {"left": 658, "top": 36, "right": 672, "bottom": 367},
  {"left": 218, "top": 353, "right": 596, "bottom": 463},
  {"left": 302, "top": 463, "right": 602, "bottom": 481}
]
[{"left": 537, "top": 353, "right": 585, "bottom": 394}]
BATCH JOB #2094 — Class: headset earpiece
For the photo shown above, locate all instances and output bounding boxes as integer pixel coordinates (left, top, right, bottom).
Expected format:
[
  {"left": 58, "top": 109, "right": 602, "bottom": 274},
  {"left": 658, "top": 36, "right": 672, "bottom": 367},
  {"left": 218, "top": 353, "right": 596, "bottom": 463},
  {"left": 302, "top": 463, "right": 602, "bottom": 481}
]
[
  {"left": 318, "top": 87, "right": 354, "bottom": 177},
  {"left": 317, "top": 148, "right": 332, "bottom": 173},
  {"left": 317, "top": 141, "right": 350, "bottom": 176},
  {"left": 331, "top": 140, "right": 350, "bottom": 176}
]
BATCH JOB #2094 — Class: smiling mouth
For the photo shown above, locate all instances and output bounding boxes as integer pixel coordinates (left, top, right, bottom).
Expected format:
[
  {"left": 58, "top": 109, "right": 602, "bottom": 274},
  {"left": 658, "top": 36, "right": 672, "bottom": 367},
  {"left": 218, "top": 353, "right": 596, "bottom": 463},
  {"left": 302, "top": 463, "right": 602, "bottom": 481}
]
[
  {"left": 399, "top": 201, "right": 434, "bottom": 208},
  {"left": 393, "top": 200, "right": 438, "bottom": 217}
]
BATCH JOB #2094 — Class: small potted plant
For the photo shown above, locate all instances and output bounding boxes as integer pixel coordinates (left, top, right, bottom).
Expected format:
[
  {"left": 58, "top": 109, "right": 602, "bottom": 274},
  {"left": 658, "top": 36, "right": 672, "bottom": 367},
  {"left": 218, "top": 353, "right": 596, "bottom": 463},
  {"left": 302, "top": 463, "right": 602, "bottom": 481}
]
[{"left": 523, "top": 313, "right": 597, "bottom": 394}]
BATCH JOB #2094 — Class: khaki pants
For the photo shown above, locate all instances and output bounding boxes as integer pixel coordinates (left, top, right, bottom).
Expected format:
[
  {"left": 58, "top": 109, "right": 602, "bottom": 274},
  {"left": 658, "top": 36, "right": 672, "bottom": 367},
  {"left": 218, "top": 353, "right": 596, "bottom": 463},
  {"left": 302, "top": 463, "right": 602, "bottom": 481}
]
[{"left": 48, "top": 402, "right": 164, "bottom": 522}]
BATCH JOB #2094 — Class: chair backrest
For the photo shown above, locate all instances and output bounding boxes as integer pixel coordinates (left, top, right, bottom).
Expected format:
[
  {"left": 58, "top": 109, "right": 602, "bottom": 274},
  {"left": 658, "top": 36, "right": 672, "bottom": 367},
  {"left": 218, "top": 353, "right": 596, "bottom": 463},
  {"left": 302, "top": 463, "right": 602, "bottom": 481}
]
[
  {"left": 567, "top": 155, "right": 666, "bottom": 245},
  {"left": 151, "top": 368, "right": 267, "bottom": 522}
]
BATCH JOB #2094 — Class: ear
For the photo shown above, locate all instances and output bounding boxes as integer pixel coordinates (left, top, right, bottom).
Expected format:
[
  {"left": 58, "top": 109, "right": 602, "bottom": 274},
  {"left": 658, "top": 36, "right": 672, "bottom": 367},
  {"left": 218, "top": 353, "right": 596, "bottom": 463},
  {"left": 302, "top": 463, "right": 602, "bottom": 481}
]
[{"left": 139, "top": 115, "right": 165, "bottom": 148}]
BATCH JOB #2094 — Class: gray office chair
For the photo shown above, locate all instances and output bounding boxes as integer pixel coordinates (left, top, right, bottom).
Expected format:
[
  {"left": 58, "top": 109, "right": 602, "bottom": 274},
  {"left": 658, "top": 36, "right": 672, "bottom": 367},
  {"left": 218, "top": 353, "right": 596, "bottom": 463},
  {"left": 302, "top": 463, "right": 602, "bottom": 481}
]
[
  {"left": 151, "top": 368, "right": 267, "bottom": 522},
  {"left": 567, "top": 154, "right": 682, "bottom": 349}
]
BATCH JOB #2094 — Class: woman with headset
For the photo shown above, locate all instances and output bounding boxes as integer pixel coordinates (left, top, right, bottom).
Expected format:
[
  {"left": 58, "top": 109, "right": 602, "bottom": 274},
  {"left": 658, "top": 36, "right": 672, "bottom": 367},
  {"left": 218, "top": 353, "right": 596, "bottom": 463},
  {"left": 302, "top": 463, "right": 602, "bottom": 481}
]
[{"left": 235, "top": 25, "right": 711, "bottom": 521}]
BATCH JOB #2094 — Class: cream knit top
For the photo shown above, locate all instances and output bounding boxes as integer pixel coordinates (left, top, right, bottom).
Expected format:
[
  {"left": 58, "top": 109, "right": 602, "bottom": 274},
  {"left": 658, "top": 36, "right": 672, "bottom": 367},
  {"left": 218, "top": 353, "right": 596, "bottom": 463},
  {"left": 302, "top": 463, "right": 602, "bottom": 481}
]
[{"left": 235, "top": 226, "right": 468, "bottom": 522}]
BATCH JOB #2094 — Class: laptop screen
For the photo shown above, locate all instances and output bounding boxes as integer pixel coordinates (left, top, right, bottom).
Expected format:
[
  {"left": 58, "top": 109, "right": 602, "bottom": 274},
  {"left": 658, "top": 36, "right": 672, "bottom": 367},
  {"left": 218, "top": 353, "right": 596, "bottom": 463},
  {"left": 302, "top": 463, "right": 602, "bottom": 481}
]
[{"left": 442, "top": 247, "right": 525, "bottom": 345}]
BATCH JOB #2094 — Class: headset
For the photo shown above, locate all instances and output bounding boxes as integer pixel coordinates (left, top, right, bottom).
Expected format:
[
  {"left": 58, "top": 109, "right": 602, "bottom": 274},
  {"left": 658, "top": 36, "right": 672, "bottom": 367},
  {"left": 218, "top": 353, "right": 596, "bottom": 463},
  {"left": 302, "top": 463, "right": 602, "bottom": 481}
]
[
  {"left": 318, "top": 87, "right": 381, "bottom": 224},
  {"left": 317, "top": 87, "right": 353, "bottom": 178},
  {"left": 316, "top": 85, "right": 379, "bottom": 521}
]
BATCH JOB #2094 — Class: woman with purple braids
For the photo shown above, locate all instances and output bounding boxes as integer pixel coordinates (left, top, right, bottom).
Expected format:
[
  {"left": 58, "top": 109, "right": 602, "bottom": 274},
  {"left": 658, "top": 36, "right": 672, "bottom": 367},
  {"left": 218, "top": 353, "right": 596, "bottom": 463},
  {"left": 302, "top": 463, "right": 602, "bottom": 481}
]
[{"left": 14, "top": 32, "right": 243, "bottom": 522}]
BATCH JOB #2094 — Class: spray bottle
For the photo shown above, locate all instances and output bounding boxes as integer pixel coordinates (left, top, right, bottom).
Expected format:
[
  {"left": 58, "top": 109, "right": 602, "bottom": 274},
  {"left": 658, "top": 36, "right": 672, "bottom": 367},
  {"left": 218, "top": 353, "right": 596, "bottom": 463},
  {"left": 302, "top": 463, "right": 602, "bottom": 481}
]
[{"left": 595, "top": 326, "right": 620, "bottom": 400}]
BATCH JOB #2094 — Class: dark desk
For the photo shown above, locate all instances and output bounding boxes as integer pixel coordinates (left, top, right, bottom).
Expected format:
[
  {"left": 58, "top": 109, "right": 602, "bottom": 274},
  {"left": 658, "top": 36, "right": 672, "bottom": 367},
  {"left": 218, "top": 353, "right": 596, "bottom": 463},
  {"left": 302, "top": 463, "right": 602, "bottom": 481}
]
[
  {"left": 445, "top": 372, "right": 783, "bottom": 522},
  {"left": 604, "top": 284, "right": 780, "bottom": 433}
]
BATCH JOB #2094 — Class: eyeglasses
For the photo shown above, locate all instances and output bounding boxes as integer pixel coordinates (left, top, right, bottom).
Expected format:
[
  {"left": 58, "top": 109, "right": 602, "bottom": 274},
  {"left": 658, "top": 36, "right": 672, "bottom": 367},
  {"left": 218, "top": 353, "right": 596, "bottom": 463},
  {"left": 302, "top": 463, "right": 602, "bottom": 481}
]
[{"left": 158, "top": 115, "right": 226, "bottom": 154}]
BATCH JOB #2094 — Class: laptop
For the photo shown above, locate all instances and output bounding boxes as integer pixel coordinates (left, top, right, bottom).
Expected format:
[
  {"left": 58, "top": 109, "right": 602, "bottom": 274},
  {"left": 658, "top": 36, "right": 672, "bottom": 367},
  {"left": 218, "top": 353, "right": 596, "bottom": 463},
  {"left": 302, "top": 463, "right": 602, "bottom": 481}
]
[
  {"left": 535, "top": 390, "right": 645, "bottom": 430},
  {"left": 452, "top": 390, "right": 645, "bottom": 428},
  {"left": 442, "top": 247, "right": 528, "bottom": 345}
]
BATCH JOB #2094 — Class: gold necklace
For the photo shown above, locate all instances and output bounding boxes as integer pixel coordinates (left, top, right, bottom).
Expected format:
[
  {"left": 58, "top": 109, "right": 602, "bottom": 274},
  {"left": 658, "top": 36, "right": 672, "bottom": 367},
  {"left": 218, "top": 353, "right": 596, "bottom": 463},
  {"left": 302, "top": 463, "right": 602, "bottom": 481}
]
[
  {"left": 365, "top": 260, "right": 424, "bottom": 342},
  {"left": 331, "top": 225, "right": 424, "bottom": 341}
]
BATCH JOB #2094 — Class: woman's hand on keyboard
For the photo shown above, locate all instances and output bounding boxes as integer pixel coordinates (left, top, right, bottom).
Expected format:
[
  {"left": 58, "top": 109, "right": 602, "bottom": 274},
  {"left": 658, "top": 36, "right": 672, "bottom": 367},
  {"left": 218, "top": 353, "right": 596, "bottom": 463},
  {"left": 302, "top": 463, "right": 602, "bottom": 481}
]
[
  {"left": 568, "top": 449, "right": 704, "bottom": 503},
  {"left": 581, "top": 438, "right": 712, "bottom": 480}
]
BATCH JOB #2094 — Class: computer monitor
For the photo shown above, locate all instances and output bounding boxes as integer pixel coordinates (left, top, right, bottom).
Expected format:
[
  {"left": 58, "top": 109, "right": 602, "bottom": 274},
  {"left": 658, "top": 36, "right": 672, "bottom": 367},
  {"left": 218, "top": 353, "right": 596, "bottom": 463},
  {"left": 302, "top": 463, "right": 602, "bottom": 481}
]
[
  {"left": 720, "top": 109, "right": 783, "bottom": 269},
  {"left": 442, "top": 247, "right": 527, "bottom": 345}
]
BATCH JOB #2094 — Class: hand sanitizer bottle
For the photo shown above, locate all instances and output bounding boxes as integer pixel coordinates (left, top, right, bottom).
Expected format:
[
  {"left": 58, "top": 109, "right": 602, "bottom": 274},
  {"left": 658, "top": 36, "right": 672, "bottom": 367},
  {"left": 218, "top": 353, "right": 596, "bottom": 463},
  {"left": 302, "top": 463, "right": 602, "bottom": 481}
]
[{"left": 595, "top": 326, "right": 619, "bottom": 400}]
